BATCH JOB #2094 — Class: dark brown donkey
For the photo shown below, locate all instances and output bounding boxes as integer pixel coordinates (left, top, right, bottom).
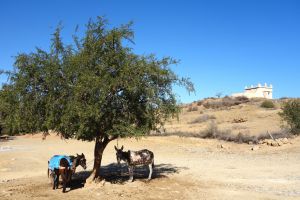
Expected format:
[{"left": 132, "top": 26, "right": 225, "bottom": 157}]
[{"left": 48, "top": 153, "right": 86, "bottom": 192}]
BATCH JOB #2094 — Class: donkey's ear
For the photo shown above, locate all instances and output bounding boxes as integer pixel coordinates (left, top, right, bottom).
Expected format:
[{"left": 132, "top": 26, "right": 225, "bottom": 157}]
[
  {"left": 77, "top": 153, "right": 79, "bottom": 156},
  {"left": 81, "top": 153, "right": 84, "bottom": 156},
  {"left": 114, "top": 146, "right": 118, "bottom": 151},
  {"left": 121, "top": 145, "right": 124, "bottom": 151}
]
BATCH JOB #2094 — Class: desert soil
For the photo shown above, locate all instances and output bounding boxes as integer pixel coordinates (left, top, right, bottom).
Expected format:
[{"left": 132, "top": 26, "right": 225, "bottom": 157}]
[{"left": 1, "top": 134, "right": 300, "bottom": 200}]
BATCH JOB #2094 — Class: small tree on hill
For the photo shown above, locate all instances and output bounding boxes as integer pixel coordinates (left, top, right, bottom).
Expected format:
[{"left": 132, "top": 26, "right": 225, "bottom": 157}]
[
  {"left": 279, "top": 99, "right": 300, "bottom": 135},
  {"left": 215, "top": 92, "right": 223, "bottom": 98},
  {"left": 261, "top": 100, "right": 275, "bottom": 108},
  {"left": 0, "top": 17, "right": 194, "bottom": 181}
]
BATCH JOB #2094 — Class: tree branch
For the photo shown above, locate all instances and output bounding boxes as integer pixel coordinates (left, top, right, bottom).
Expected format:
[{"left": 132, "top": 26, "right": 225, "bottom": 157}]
[{"left": 108, "top": 135, "right": 118, "bottom": 142}]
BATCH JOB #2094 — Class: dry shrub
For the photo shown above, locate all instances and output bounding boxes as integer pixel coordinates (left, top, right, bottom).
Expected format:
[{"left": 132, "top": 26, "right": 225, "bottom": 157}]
[
  {"left": 261, "top": 100, "right": 275, "bottom": 108},
  {"left": 232, "top": 117, "right": 247, "bottom": 123},
  {"left": 189, "top": 114, "right": 216, "bottom": 124},
  {"left": 280, "top": 97, "right": 290, "bottom": 100},
  {"left": 187, "top": 106, "right": 198, "bottom": 112},
  {"left": 202, "top": 96, "right": 249, "bottom": 109},
  {"left": 199, "top": 123, "right": 291, "bottom": 143},
  {"left": 235, "top": 96, "right": 249, "bottom": 102},
  {"left": 232, "top": 124, "right": 247, "bottom": 130},
  {"left": 150, "top": 131, "right": 198, "bottom": 137},
  {"left": 199, "top": 121, "right": 239, "bottom": 141},
  {"left": 156, "top": 122, "right": 291, "bottom": 144},
  {"left": 258, "top": 129, "right": 291, "bottom": 140}
]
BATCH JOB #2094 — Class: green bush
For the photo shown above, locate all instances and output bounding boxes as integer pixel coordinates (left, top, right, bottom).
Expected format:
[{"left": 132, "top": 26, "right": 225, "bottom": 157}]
[
  {"left": 261, "top": 100, "right": 275, "bottom": 108},
  {"left": 279, "top": 99, "right": 300, "bottom": 135}
]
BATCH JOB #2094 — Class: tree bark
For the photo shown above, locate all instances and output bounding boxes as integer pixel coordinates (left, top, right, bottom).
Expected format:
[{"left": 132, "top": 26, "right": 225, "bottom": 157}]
[{"left": 87, "top": 135, "right": 109, "bottom": 182}]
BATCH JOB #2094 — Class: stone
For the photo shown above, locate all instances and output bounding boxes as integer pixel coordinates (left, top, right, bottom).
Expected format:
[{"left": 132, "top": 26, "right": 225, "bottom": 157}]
[
  {"left": 217, "top": 144, "right": 226, "bottom": 149},
  {"left": 275, "top": 139, "right": 283, "bottom": 146},
  {"left": 265, "top": 139, "right": 273, "bottom": 145},
  {"left": 271, "top": 141, "right": 279, "bottom": 147},
  {"left": 282, "top": 138, "right": 289, "bottom": 144},
  {"left": 251, "top": 146, "right": 259, "bottom": 151},
  {"left": 232, "top": 118, "right": 247, "bottom": 123}
]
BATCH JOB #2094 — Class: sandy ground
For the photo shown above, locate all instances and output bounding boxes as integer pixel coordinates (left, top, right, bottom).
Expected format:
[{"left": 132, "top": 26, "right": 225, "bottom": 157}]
[{"left": 1, "top": 134, "right": 300, "bottom": 200}]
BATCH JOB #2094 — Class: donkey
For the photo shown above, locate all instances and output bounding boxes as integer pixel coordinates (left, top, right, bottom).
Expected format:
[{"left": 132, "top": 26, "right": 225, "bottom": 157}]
[
  {"left": 114, "top": 145, "right": 154, "bottom": 182},
  {"left": 48, "top": 153, "right": 86, "bottom": 193}
]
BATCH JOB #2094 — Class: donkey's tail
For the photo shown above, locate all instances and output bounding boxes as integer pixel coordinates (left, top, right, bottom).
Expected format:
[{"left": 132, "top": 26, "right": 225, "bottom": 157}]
[
  {"left": 151, "top": 152, "right": 155, "bottom": 169},
  {"left": 152, "top": 159, "right": 155, "bottom": 169},
  {"left": 47, "top": 161, "right": 49, "bottom": 178}
]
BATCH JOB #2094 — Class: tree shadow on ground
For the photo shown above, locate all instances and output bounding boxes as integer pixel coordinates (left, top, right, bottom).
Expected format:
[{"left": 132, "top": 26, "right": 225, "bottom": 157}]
[
  {"left": 0, "top": 135, "right": 15, "bottom": 143},
  {"left": 64, "top": 163, "right": 186, "bottom": 191},
  {"left": 46, "top": 171, "right": 89, "bottom": 192},
  {"left": 99, "top": 163, "right": 188, "bottom": 184},
  {"left": 66, "top": 171, "right": 90, "bottom": 191}
]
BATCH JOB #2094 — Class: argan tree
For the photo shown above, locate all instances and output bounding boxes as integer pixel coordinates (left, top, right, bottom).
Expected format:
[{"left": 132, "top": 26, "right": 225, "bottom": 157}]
[{"left": 0, "top": 17, "right": 194, "bottom": 181}]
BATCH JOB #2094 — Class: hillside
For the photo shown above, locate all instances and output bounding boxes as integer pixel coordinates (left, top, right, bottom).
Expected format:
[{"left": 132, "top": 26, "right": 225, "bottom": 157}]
[{"left": 162, "top": 97, "right": 287, "bottom": 142}]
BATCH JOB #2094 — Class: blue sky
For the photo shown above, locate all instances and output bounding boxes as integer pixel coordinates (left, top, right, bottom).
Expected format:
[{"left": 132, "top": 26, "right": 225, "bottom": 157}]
[{"left": 1, "top": 0, "right": 300, "bottom": 103}]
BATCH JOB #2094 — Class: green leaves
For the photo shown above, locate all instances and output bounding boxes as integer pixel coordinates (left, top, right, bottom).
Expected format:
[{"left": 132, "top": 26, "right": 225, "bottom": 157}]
[
  {"left": 0, "top": 16, "right": 194, "bottom": 140},
  {"left": 279, "top": 99, "right": 300, "bottom": 135}
]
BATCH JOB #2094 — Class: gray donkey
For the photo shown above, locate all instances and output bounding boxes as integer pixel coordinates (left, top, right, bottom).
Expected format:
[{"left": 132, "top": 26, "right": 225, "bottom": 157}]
[{"left": 114, "top": 145, "right": 154, "bottom": 182}]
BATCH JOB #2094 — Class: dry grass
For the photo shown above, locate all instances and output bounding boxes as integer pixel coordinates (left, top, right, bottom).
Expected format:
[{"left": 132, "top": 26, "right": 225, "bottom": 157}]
[
  {"left": 232, "top": 124, "right": 248, "bottom": 130},
  {"left": 188, "top": 114, "right": 216, "bottom": 124}
]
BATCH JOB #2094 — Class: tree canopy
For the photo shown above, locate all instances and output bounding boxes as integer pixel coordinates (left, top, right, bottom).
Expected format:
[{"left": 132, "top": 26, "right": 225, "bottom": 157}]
[{"left": 0, "top": 17, "right": 194, "bottom": 179}]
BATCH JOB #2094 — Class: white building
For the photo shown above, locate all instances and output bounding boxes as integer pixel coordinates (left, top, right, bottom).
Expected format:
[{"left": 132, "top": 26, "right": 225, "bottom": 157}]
[{"left": 232, "top": 83, "right": 273, "bottom": 99}]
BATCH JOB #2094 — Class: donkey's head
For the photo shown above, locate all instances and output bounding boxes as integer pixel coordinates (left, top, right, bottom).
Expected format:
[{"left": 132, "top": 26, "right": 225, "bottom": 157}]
[
  {"left": 75, "top": 153, "right": 87, "bottom": 170},
  {"left": 114, "top": 145, "right": 124, "bottom": 165}
]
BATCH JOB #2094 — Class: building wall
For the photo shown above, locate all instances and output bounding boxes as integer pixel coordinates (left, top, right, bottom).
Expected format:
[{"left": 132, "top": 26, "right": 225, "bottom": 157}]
[{"left": 232, "top": 83, "right": 273, "bottom": 99}]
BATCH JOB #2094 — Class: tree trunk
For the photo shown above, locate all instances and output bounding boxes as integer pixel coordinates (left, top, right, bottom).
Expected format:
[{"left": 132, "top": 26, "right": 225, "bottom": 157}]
[{"left": 87, "top": 135, "right": 109, "bottom": 182}]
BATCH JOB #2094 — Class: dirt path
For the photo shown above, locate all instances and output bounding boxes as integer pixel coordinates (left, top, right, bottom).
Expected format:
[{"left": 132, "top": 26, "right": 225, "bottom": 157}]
[{"left": 1, "top": 134, "right": 300, "bottom": 199}]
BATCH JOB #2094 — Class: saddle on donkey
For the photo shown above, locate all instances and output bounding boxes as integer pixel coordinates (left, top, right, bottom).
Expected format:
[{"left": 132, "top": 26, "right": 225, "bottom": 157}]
[{"left": 48, "top": 155, "right": 73, "bottom": 170}]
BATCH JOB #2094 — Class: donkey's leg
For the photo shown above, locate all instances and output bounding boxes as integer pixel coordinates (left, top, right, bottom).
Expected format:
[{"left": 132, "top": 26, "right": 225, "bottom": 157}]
[
  {"left": 52, "top": 172, "right": 56, "bottom": 190},
  {"left": 62, "top": 179, "right": 66, "bottom": 192},
  {"left": 61, "top": 171, "right": 66, "bottom": 193},
  {"left": 67, "top": 170, "right": 72, "bottom": 182},
  {"left": 148, "top": 163, "right": 153, "bottom": 180},
  {"left": 56, "top": 173, "right": 60, "bottom": 189},
  {"left": 53, "top": 170, "right": 58, "bottom": 190},
  {"left": 66, "top": 170, "right": 72, "bottom": 190},
  {"left": 128, "top": 166, "right": 134, "bottom": 182}
]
